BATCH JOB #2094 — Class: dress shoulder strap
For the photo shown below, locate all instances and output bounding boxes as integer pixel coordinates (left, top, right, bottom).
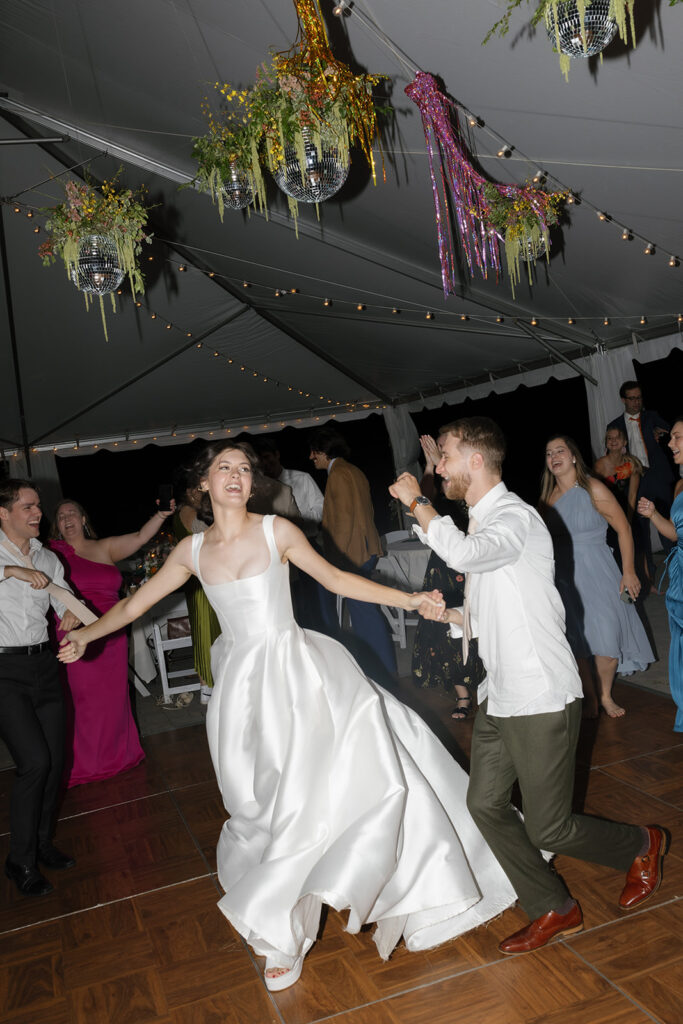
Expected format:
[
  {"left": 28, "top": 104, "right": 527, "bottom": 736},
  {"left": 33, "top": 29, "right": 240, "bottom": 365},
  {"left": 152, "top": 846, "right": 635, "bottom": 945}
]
[
  {"left": 262, "top": 515, "right": 280, "bottom": 561},
  {"left": 191, "top": 532, "right": 205, "bottom": 582}
]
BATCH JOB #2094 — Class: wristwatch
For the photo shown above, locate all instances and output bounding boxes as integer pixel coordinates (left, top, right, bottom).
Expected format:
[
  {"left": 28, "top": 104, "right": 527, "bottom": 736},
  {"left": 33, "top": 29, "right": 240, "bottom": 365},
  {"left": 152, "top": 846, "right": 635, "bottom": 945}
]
[{"left": 409, "top": 495, "right": 432, "bottom": 514}]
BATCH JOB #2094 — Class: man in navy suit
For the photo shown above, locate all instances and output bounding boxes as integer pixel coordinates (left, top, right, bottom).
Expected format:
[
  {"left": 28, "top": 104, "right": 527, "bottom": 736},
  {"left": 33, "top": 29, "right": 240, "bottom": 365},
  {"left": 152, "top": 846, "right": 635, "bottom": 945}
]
[{"left": 607, "top": 380, "right": 673, "bottom": 562}]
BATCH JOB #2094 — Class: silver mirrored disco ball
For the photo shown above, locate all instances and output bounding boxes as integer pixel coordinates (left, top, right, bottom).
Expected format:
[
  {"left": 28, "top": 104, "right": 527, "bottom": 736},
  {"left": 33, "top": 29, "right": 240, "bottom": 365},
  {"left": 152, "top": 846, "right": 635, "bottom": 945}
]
[
  {"left": 546, "top": 0, "right": 617, "bottom": 58},
  {"left": 71, "top": 234, "right": 124, "bottom": 294},
  {"left": 519, "top": 235, "right": 548, "bottom": 263},
  {"left": 220, "top": 163, "right": 253, "bottom": 210},
  {"left": 273, "top": 132, "right": 349, "bottom": 204}
]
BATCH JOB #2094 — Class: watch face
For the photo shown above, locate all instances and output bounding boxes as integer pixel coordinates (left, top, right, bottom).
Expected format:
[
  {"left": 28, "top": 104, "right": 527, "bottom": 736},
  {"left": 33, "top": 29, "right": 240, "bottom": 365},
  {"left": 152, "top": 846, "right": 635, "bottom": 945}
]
[{"left": 415, "top": 496, "right": 430, "bottom": 505}]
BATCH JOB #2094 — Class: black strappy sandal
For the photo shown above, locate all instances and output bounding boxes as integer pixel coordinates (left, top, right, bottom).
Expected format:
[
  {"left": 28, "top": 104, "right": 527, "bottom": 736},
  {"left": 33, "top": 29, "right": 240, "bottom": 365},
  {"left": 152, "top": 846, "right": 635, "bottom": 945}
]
[{"left": 451, "top": 695, "right": 473, "bottom": 720}]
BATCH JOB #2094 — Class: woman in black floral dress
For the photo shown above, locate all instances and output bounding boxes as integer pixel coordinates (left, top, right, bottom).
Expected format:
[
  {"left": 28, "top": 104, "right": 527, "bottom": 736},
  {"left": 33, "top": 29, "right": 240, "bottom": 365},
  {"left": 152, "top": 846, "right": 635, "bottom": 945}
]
[{"left": 411, "top": 436, "right": 485, "bottom": 718}]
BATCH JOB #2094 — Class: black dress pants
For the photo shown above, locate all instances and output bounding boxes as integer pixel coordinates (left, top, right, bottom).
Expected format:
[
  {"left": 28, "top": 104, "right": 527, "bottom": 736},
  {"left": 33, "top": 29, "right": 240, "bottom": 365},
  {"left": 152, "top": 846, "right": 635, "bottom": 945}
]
[{"left": 0, "top": 651, "right": 64, "bottom": 864}]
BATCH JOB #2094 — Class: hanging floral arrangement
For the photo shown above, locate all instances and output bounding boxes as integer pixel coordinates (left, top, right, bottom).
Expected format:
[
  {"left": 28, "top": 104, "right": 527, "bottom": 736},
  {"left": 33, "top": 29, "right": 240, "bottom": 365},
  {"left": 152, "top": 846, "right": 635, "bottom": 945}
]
[
  {"left": 483, "top": 0, "right": 639, "bottom": 79},
  {"left": 39, "top": 174, "right": 152, "bottom": 339},
  {"left": 190, "top": 0, "right": 386, "bottom": 230},
  {"left": 405, "top": 71, "right": 568, "bottom": 298},
  {"left": 482, "top": 183, "right": 566, "bottom": 292}
]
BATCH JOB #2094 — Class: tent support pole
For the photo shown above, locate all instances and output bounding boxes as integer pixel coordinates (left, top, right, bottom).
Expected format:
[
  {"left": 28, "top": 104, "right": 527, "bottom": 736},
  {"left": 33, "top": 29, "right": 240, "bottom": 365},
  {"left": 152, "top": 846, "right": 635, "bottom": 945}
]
[
  {"left": 0, "top": 205, "right": 32, "bottom": 474},
  {"left": 30, "top": 307, "right": 249, "bottom": 445},
  {"left": 514, "top": 320, "right": 597, "bottom": 386}
]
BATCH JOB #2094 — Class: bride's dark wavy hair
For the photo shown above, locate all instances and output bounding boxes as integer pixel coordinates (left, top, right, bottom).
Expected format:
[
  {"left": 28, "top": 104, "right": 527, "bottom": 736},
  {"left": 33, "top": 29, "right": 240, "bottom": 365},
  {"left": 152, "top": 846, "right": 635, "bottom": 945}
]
[{"left": 189, "top": 440, "right": 266, "bottom": 524}]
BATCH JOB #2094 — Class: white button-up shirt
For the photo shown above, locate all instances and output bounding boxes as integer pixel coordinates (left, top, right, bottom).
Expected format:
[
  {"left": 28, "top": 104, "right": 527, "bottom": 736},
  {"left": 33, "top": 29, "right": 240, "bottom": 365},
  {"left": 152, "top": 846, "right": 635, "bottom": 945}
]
[
  {"left": 0, "top": 535, "right": 70, "bottom": 645},
  {"left": 415, "top": 482, "right": 582, "bottom": 717},
  {"left": 279, "top": 468, "right": 324, "bottom": 532},
  {"left": 625, "top": 415, "right": 649, "bottom": 468}
]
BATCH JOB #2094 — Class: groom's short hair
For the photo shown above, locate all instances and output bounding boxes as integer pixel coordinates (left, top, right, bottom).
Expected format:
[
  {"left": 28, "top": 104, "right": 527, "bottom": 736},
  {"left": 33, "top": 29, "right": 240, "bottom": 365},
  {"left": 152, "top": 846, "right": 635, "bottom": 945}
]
[{"left": 440, "top": 417, "right": 506, "bottom": 474}]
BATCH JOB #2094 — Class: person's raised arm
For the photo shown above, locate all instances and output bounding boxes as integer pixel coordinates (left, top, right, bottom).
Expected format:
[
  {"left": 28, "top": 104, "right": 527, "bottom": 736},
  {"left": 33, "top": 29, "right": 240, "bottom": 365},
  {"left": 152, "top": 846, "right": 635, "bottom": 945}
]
[
  {"left": 626, "top": 463, "right": 641, "bottom": 523},
  {"left": 389, "top": 472, "right": 440, "bottom": 532},
  {"left": 419, "top": 435, "right": 440, "bottom": 503},
  {"left": 58, "top": 537, "right": 193, "bottom": 663},
  {"left": 274, "top": 517, "right": 443, "bottom": 614},
  {"left": 104, "top": 502, "right": 176, "bottom": 563},
  {"left": 590, "top": 479, "right": 639, "bottom": 599},
  {"left": 637, "top": 493, "right": 679, "bottom": 543}
]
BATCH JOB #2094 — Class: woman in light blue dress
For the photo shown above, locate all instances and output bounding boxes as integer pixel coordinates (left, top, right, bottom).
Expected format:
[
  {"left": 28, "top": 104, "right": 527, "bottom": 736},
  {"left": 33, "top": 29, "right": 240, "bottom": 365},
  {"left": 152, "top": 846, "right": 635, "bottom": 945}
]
[
  {"left": 638, "top": 418, "right": 683, "bottom": 732},
  {"left": 540, "top": 436, "right": 653, "bottom": 719}
]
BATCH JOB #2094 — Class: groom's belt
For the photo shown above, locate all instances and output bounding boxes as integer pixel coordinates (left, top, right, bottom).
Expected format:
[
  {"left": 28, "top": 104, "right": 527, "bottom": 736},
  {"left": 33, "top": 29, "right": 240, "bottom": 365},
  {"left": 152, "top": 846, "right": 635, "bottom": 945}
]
[{"left": 0, "top": 642, "right": 51, "bottom": 655}]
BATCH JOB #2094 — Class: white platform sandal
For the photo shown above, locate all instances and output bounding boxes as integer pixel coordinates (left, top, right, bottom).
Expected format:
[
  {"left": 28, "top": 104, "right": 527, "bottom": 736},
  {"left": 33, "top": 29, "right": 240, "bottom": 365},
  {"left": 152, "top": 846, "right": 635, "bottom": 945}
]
[{"left": 264, "top": 955, "right": 304, "bottom": 992}]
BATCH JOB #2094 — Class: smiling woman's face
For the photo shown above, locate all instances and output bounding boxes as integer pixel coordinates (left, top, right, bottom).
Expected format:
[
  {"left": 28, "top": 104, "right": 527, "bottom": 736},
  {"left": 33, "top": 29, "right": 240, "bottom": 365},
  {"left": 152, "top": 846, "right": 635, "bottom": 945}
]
[
  {"left": 668, "top": 422, "right": 683, "bottom": 464},
  {"left": 55, "top": 502, "right": 85, "bottom": 540},
  {"left": 203, "top": 448, "right": 253, "bottom": 506}
]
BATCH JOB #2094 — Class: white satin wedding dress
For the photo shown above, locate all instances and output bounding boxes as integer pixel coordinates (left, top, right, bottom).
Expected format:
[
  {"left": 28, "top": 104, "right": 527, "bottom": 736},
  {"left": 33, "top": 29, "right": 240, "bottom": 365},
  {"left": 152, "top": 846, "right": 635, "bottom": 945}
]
[{"left": 196, "top": 516, "right": 515, "bottom": 969}]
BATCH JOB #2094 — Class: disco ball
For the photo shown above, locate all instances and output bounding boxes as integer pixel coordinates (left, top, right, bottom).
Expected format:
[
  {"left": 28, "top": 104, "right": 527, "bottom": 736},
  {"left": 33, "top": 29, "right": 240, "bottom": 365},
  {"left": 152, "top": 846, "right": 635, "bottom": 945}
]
[
  {"left": 546, "top": 0, "right": 618, "bottom": 58},
  {"left": 273, "top": 132, "right": 349, "bottom": 204},
  {"left": 220, "top": 163, "right": 253, "bottom": 210},
  {"left": 70, "top": 234, "right": 124, "bottom": 294},
  {"left": 519, "top": 235, "right": 548, "bottom": 263}
]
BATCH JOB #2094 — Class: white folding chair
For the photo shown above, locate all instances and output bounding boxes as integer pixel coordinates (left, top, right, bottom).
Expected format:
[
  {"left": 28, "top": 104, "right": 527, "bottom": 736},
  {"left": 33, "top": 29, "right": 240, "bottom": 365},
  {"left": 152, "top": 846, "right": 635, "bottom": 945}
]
[
  {"left": 150, "top": 618, "right": 200, "bottom": 703},
  {"left": 381, "top": 529, "right": 413, "bottom": 548},
  {"left": 377, "top": 531, "right": 420, "bottom": 648}
]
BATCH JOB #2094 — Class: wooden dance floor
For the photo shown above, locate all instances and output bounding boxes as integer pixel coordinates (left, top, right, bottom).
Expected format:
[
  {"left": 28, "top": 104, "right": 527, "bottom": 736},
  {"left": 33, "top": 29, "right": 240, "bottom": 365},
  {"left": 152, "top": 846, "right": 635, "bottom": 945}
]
[{"left": 0, "top": 679, "right": 681, "bottom": 1024}]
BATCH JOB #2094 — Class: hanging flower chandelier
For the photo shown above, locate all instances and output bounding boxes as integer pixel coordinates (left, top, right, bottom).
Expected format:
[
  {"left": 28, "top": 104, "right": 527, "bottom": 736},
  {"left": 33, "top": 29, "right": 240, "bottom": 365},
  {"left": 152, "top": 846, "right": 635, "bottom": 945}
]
[
  {"left": 190, "top": 0, "right": 386, "bottom": 229},
  {"left": 38, "top": 175, "right": 152, "bottom": 339},
  {"left": 405, "top": 72, "right": 567, "bottom": 297}
]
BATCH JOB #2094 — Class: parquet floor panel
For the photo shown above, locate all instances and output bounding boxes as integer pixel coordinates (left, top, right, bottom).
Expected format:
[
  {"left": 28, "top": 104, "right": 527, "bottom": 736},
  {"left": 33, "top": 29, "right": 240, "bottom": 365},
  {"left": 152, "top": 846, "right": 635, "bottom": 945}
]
[
  {"left": 597, "top": 745, "right": 683, "bottom": 809},
  {"left": 567, "top": 901, "right": 683, "bottom": 1024},
  {"left": 0, "top": 686, "right": 680, "bottom": 1023},
  {"left": 170, "top": 780, "right": 226, "bottom": 872},
  {"left": 0, "top": 792, "right": 210, "bottom": 934}
]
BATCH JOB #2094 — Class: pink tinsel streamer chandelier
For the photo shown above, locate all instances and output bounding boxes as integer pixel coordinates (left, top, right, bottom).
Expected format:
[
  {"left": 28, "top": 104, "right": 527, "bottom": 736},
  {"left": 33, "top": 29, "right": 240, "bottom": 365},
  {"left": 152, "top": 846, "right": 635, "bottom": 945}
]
[
  {"left": 405, "top": 71, "right": 558, "bottom": 298},
  {"left": 405, "top": 71, "right": 499, "bottom": 295}
]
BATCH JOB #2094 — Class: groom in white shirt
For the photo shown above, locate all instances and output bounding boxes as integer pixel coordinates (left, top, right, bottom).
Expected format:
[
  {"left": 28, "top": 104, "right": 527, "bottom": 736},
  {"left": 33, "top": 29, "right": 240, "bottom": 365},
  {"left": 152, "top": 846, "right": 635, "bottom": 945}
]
[{"left": 390, "top": 417, "right": 669, "bottom": 954}]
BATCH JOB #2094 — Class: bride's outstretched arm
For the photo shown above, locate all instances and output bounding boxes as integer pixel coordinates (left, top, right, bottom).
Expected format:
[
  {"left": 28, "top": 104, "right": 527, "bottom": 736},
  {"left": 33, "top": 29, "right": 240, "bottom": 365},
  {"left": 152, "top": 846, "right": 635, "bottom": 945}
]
[
  {"left": 58, "top": 539, "right": 194, "bottom": 663},
  {"left": 274, "top": 517, "right": 443, "bottom": 614}
]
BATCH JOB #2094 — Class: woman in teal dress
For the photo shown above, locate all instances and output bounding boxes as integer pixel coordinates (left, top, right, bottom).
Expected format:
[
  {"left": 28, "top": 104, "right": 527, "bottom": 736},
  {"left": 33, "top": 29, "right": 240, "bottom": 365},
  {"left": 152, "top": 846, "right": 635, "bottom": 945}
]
[{"left": 638, "top": 417, "right": 683, "bottom": 732}]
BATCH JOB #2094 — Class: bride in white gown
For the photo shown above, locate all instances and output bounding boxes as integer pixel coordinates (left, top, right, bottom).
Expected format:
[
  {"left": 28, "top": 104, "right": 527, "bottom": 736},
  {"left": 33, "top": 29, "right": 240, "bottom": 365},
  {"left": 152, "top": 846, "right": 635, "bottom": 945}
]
[{"left": 59, "top": 440, "right": 516, "bottom": 991}]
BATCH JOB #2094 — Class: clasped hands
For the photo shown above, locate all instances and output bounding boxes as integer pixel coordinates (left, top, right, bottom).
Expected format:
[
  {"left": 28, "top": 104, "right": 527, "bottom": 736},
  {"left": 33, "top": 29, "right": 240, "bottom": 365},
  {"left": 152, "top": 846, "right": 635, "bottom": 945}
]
[
  {"left": 409, "top": 588, "right": 451, "bottom": 622},
  {"left": 58, "top": 630, "right": 87, "bottom": 663}
]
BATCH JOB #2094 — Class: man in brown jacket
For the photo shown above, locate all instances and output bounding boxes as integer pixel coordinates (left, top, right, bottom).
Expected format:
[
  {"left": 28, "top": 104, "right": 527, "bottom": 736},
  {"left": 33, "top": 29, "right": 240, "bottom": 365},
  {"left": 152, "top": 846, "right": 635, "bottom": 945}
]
[{"left": 309, "top": 427, "right": 396, "bottom": 680}]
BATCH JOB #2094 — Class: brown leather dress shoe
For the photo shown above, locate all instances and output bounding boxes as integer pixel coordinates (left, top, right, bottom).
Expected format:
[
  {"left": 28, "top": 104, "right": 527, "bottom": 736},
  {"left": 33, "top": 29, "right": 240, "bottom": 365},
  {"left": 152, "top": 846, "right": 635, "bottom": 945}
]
[
  {"left": 498, "top": 902, "right": 583, "bottom": 955},
  {"left": 619, "top": 825, "right": 670, "bottom": 911}
]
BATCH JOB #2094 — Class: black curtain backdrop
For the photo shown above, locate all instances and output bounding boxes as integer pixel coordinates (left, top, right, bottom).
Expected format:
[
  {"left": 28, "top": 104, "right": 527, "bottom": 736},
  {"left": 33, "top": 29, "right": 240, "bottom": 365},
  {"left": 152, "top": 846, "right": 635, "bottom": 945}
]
[
  {"left": 411, "top": 374, "right": 591, "bottom": 507},
  {"left": 55, "top": 374, "right": 590, "bottom": 538},
  {"left": 635, "top": 345, "right": 683, "bottom": 428}
]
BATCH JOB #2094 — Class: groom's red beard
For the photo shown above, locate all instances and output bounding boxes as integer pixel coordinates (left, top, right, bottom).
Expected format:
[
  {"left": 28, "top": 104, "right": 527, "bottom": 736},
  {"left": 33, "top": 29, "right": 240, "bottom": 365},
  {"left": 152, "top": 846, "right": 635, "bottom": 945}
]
[{"left": 443, "top": 472, "right": 470, "bottom": 501}]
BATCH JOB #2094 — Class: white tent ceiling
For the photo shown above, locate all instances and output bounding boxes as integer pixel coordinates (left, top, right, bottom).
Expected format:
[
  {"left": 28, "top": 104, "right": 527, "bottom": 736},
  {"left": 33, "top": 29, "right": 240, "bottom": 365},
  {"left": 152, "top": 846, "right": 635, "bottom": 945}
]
[{"left": 1, "top": 0, "right": 682, "bottom": 461}]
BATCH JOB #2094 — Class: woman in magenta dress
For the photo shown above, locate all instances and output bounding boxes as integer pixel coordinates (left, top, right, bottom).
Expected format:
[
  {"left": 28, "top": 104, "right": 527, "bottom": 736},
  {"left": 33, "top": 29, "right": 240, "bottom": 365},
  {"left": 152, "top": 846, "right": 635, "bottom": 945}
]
[{"left": 49, "top": 498, "right": 174, "bottom": 786}]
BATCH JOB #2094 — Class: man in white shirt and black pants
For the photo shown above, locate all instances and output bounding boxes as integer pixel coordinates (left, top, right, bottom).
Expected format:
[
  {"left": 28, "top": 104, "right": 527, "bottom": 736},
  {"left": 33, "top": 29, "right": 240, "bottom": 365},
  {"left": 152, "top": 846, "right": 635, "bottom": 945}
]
[
  {"left": 390, "top": 418, "right": 670, "bottom": 954},
  {"left": 0, "top": 478, "right": 78, "bottom": 896}
]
